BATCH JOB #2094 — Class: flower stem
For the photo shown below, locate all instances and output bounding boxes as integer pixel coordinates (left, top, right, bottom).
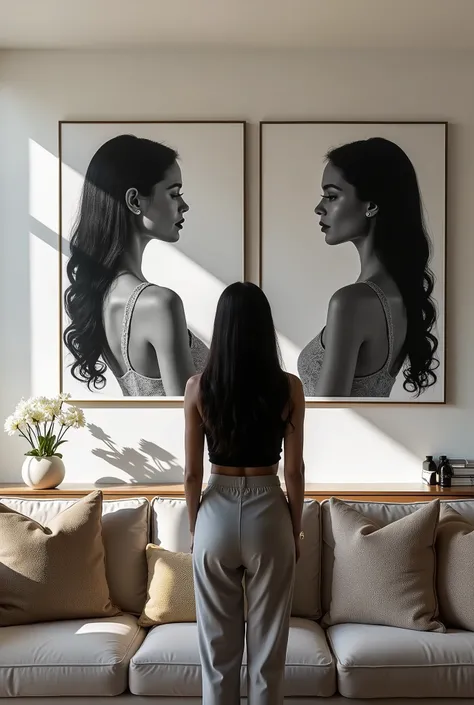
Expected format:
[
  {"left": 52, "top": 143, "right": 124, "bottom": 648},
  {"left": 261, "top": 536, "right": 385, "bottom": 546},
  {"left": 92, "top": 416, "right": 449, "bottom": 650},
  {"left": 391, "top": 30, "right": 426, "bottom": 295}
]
[
  {"left": 26, "top": 423, "right": 38, "bottom": 447},
  {"left": 18, "top": 429, "right": 33, "bottom": 447}
]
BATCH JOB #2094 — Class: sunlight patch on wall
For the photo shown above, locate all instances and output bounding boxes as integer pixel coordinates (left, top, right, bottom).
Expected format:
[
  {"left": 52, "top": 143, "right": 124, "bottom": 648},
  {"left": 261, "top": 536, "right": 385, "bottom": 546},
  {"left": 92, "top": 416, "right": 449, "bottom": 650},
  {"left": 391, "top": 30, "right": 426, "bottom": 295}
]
[
  {"left": 301, "top": 408, "right": 421, "bottom": 483},
  {"left": 276, "top": 332, "right": 300, "bottom": 375},
  {"left": 29, "top": 139, "right": 59, "bottom": 234},
  {"left": 28, "top": 231, "right": 59, "bottom": 395},
  {"left": 142, "top": 240, "right": 227, "bottom": 348}
]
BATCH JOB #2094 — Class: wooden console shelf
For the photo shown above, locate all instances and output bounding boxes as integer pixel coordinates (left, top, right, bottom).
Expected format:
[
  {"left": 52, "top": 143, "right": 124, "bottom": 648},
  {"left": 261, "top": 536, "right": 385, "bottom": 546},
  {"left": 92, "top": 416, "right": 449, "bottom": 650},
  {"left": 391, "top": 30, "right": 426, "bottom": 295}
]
[{"left": 0, "top": 482, "right": 473, "bottom": 503}]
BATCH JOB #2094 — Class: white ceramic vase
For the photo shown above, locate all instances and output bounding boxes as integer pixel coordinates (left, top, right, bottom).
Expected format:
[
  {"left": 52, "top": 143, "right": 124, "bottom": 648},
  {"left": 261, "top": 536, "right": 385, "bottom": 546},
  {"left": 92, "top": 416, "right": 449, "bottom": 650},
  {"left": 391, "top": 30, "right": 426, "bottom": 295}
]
[{"left": 21, "top": 455, "right": 65, "bottom": 490}]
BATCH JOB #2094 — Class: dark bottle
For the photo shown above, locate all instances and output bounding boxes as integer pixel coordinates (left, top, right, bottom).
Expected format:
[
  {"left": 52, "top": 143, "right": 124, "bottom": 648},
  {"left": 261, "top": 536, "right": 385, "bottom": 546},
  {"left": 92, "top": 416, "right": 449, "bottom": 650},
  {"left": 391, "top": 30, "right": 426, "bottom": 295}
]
[
  {"left": 437, "top": 455, "right": 447, "bottom": 485},
  {"left": 439, "top": 456, "right": 453, "bottom": 488},
  {"left": 422, "top": 455, "right": 438, "bottom": 486}
]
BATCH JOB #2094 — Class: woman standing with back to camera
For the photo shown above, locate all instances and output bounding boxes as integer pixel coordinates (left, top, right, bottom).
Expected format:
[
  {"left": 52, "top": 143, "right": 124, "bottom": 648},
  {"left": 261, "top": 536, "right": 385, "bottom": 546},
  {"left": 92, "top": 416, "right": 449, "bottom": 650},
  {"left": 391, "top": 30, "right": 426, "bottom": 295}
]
[
  {"left": 184, "top": 282, "right": 305, "bottom": 705},
  {"left": 298, "top": 136, "right": 439, "bottom": 398}
]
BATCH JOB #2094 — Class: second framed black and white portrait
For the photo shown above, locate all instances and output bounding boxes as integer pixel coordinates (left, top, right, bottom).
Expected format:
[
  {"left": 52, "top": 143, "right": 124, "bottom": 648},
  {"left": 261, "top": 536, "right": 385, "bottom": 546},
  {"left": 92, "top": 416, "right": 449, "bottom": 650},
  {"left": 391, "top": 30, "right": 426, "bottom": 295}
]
[{"left": 260, "top": 121, "right": 447, "bottom": 403}]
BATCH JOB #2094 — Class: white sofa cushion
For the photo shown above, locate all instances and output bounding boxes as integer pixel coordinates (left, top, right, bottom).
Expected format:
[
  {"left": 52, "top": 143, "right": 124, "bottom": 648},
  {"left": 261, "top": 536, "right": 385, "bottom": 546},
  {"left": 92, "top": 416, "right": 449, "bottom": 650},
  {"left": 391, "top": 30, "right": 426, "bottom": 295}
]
[
  {"left": 0, "top": 614, "right": 146, "bottom": 697},
  {"left": 151, "top": 496, "right": 321, "bottom": 619},
  {"left": 327, "top": 622, "right": 474, "bottom": 698},
  {"left": 0, "top": 496, "right": 149, "bottom": 615},
  {"left": 129, "top": 618, "right": 335, "bottom": 697}
]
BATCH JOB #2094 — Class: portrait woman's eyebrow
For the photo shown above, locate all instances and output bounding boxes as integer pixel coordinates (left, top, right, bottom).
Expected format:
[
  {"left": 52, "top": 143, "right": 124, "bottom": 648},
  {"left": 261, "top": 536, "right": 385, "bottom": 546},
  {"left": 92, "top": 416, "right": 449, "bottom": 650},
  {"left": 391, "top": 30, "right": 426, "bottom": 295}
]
[
  {"left": 297, "top": 137, "right": 439, "bottom": 399},
  {"left": 63, "top": 134, "right": 209, "bottom": 397}
]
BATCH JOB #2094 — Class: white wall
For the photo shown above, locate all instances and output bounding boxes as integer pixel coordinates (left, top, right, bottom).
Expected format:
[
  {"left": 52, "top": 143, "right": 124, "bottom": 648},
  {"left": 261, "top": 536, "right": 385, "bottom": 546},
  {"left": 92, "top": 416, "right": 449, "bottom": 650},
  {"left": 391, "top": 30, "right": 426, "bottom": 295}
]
[{"left": 0, "top": 48, "right": 472, "bottom": 484}]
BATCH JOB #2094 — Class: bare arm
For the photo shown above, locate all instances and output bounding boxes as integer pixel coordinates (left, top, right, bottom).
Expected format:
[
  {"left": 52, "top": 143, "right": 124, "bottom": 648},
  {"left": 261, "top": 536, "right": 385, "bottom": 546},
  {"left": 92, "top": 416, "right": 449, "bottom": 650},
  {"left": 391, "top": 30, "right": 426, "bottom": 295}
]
[
  {"left": 314, "top": 285, "right": 366, "bottom": 397},
  {"left": 283, "top": 374, "right": 305, "bottom": 537},
  {"left": 147, "top": 287, "right": 197, "bottom": 396},
  {"left": 183, "top": 376, "right": 205, "bottom": 539}
]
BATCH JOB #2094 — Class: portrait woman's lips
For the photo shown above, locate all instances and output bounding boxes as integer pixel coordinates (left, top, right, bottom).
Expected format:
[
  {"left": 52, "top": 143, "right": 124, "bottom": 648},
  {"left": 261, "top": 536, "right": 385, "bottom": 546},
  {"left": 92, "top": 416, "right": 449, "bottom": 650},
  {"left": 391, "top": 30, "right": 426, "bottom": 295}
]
[
  {"left": 319, "top": 221, "right": 330, "bottom": 232},
  {"left": 176, "top": 219, "right": 185, "bottom": 230}
]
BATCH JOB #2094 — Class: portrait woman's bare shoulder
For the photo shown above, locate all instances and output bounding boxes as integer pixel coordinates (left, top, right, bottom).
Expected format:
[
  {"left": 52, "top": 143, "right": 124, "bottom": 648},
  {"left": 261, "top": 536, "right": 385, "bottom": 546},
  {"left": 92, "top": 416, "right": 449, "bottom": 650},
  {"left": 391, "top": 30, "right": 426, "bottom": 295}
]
[
  {"left": 134, "top": 284, "right": 196, "bottom": 393},
  {"left": 316, "top": 283, "right": 379, "bottom": 396}
]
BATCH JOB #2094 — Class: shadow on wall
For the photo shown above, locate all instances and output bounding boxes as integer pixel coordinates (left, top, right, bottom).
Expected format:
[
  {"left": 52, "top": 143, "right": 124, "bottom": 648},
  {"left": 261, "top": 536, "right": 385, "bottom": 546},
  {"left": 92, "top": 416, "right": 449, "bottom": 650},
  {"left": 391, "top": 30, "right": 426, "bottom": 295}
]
[{"left": 88, "top": 423, "right": 184, "bottom": 484}]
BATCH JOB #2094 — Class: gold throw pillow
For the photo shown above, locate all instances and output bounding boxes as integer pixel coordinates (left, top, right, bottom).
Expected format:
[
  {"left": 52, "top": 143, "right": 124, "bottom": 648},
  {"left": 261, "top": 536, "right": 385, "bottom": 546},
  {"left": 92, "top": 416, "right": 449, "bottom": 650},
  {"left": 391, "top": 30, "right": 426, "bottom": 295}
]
[
  {"left": 138, "top": 544, "right": 249, "bottom": 627},
  {"left": 138, "top": 544, "right": 196, "bottom": 627}
]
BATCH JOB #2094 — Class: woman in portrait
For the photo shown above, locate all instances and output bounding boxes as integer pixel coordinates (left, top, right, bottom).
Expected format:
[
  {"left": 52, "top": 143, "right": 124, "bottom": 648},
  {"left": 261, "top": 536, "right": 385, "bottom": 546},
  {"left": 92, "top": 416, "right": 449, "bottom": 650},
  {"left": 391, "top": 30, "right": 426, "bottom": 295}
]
[
  {"left": 63, "top": 134, "right": 209, "bottom": 396},
  {"left": 297, "top": 136, "right": 439, "bottom": 398}
]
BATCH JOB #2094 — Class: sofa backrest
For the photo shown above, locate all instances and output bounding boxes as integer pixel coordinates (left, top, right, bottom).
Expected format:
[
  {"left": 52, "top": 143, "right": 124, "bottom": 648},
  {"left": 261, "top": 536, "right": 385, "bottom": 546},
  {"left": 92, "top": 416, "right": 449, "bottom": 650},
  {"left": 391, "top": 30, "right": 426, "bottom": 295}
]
[
  {"left": 0, "top": 496, "right": 150, "bottom": 616},
  {"left": 320, "top": 497, "right": 474, "bottom": 614},
  {"left": 151, "top": 496, "right": 322, "bottom": 620},
  {"left": 442, "top": 498, "right": 474, "bottom": 520}
]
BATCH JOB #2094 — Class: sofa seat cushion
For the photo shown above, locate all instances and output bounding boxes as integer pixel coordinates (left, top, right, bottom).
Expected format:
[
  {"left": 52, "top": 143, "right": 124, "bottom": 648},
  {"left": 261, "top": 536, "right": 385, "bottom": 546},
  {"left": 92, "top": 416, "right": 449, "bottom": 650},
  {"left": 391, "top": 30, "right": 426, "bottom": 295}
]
[
  {"left": 327, "top": 622, "right": 474, "bottom": 698},
  {"left": 0, "top": 613, "right": 146, "bottom": 697},
  {"left": 130, "top": 617, "right": 335, "bottom": 697}
]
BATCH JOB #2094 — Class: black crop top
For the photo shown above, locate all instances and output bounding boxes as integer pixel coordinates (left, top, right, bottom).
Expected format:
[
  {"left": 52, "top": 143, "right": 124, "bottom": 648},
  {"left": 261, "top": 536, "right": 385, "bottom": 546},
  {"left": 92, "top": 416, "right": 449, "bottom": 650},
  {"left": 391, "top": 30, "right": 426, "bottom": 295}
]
[{"left": 206, "top": 421, "right": 285, "bottom": 468}]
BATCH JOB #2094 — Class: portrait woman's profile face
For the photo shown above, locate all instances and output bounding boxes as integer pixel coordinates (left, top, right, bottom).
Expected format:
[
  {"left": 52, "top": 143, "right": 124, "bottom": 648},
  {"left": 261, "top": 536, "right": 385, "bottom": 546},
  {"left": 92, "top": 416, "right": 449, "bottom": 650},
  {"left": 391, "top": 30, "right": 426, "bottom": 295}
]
[
  {"left": 314, "top": 161, "right": 375, "bottom": 246},
  {"left": 127, "top": 160, "right": 190, "bottom": 244}
]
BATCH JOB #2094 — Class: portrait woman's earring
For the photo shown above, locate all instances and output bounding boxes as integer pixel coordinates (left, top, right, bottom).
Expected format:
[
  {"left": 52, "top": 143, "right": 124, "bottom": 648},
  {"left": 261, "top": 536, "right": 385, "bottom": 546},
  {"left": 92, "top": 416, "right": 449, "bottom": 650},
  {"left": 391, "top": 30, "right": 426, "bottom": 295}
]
[{"left": 366, "top": 206, "right": 379, "bottom": 218}]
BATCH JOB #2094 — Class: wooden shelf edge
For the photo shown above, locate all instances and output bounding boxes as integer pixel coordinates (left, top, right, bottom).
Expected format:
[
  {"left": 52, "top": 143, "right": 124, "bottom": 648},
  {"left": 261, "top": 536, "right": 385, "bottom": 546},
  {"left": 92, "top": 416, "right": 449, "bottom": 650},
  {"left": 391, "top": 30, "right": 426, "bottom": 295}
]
[{"left": 0, "top": 482, "right": 473, "bottom": 503}]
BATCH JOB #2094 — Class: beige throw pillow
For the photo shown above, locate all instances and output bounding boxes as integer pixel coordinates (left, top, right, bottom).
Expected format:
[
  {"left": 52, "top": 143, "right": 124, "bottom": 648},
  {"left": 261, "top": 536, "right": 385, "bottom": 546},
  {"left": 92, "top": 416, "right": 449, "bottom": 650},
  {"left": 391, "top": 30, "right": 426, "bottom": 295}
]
[
  {"left": 0, "top": 490, "right": 121, "bottom": 626},
  {"left": 138, "top": 544, "right": 249, "bottom": 627},
  {"left": 437, "top": 504, "right": 474, "bottom": 630},
  {"left": 138, "top": 544, "right": 196, "bottom": 626},
  {"left": 321, "top": 497, "right": 444, "bottom": 632}
]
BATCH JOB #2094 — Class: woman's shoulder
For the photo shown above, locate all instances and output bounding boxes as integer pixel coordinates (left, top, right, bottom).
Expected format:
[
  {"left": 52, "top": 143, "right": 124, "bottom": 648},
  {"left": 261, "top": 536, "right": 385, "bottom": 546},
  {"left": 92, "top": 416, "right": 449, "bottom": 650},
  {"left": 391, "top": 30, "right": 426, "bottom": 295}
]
[
  {"left": 184, "top": 373, "right": 202, "bottom": 406},
  {"left": 137, "top": 283, "right": 183, "bottom": 307},
  {"left": 186, "top": 373, "right": 202, "bottom": 389},
  {"left": 328, "top": 282, "right": 380, "bottom": 322},
  {"left": 109, "top": 276, "right": 183, "bottom": 310},
  {"left": 130, "top": 284, "right": 188, "bottom": 348},
  {"left": 132, "top": 284, "right": 185, "bottom": 320},
  {"left": 330, "top": 282, "right": 375, "bottom": 306},
  {"left": 285, "top": 372, "right": 304, "bottom": 397}
]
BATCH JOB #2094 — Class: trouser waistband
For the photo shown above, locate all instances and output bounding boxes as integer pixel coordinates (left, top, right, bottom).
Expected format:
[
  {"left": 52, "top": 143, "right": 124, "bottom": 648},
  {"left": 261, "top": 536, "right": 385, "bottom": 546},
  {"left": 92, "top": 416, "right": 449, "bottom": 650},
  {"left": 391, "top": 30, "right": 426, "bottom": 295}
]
[{"left": 207, "top": 473, "right": 281, "bottom": 489}]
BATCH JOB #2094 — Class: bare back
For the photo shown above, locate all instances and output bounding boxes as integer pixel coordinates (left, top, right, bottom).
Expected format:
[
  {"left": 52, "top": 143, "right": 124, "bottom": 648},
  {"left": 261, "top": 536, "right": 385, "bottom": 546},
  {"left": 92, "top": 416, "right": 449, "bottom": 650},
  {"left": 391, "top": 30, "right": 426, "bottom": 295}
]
[
  {"left": 187, "top": 372, "right": 304, "bottom": 478},
  {"left": 102, "top": 273, "right": 201, "bottom": 396},
  {"left": 355, "top": 274, "right": 407, "bottom": 378},
  {"left": 102, "top": 274, "right": 161, "bottom": 379}
]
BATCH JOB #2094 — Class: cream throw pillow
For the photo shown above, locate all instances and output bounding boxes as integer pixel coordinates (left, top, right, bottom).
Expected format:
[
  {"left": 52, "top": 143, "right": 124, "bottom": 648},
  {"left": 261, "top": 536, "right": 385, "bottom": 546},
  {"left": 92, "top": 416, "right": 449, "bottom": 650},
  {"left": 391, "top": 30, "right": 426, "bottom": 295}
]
[
  {"left": 437, "top": 504, "right": 474, "bottom": 630},
  {"left": 138, "top": 544, "right": 196, "bottom": 626},
  {"left": 0, "top": 490, "right": 121, "bottom": 626},
  {"left": 321, "top": 497, "right": 444, "bottom": 632},
  {"left": 138, "top": 544, "right": 248, "bottom": 626}
]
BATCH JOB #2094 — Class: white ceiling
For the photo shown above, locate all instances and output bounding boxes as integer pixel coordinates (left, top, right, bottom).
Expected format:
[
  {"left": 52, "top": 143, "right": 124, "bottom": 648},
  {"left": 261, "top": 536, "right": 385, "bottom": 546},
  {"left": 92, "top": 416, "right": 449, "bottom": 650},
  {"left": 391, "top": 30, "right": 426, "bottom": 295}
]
[{"left": 1, "top": 0, "right": 474, "bottom": 51}]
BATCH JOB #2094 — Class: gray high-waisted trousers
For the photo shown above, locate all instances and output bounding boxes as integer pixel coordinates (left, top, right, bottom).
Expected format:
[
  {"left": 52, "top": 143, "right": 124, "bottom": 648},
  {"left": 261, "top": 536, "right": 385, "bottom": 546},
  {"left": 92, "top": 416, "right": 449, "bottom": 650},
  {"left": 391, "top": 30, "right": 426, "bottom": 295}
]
[{"left": 192, "top": 474, "right": 296, "bottom": 705}]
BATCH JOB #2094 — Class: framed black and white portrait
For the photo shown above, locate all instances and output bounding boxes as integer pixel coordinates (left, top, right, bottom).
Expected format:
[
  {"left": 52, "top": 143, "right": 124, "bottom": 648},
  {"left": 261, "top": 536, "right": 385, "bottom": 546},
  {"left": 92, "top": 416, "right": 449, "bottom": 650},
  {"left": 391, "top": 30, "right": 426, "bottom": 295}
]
[
  {"left": 260, "top": 121, "right": 447, "bottom": 403},
  {"left": 59, "top": 120, "right": 246, "bottom": 402}
]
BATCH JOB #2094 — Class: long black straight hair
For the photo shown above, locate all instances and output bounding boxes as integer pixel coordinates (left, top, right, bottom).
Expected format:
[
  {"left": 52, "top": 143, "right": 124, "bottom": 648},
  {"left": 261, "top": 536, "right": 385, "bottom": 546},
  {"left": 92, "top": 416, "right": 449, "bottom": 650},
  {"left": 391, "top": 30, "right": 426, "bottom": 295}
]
[
  {"left": 199, "top": 282, "right": 292, "bottom": 456},
  {"left": 327, "top": 137, "right": 439, "bottom": 396},
  {"left": 63, "top": 134, "right": 177, "bottom": 390}
]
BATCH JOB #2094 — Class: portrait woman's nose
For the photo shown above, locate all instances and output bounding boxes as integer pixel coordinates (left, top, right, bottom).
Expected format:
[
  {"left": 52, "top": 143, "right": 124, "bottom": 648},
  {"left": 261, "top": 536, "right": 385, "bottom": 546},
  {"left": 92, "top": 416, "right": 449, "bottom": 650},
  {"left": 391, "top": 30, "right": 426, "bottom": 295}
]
[
  {"left": 315, "top": 200, "right": 326, "bottom": 216},
  {"left": 180, "top": 197, "right": 190, "bottom": 214}
]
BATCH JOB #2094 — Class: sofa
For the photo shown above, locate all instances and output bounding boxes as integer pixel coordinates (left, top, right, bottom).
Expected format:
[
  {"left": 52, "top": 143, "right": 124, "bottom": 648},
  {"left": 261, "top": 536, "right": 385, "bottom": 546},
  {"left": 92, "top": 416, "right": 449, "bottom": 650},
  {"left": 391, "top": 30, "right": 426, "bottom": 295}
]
[{"left": 1, "top": 491, "right": 474, "bottom": 705}]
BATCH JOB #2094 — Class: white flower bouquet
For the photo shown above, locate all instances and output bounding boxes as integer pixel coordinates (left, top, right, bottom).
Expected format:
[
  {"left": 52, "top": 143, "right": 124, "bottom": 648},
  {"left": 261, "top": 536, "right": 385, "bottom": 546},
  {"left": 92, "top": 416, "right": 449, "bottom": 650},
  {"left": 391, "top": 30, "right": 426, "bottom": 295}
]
[{"left": 4, "top": 393, "right": 86, "bottom": 458}]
